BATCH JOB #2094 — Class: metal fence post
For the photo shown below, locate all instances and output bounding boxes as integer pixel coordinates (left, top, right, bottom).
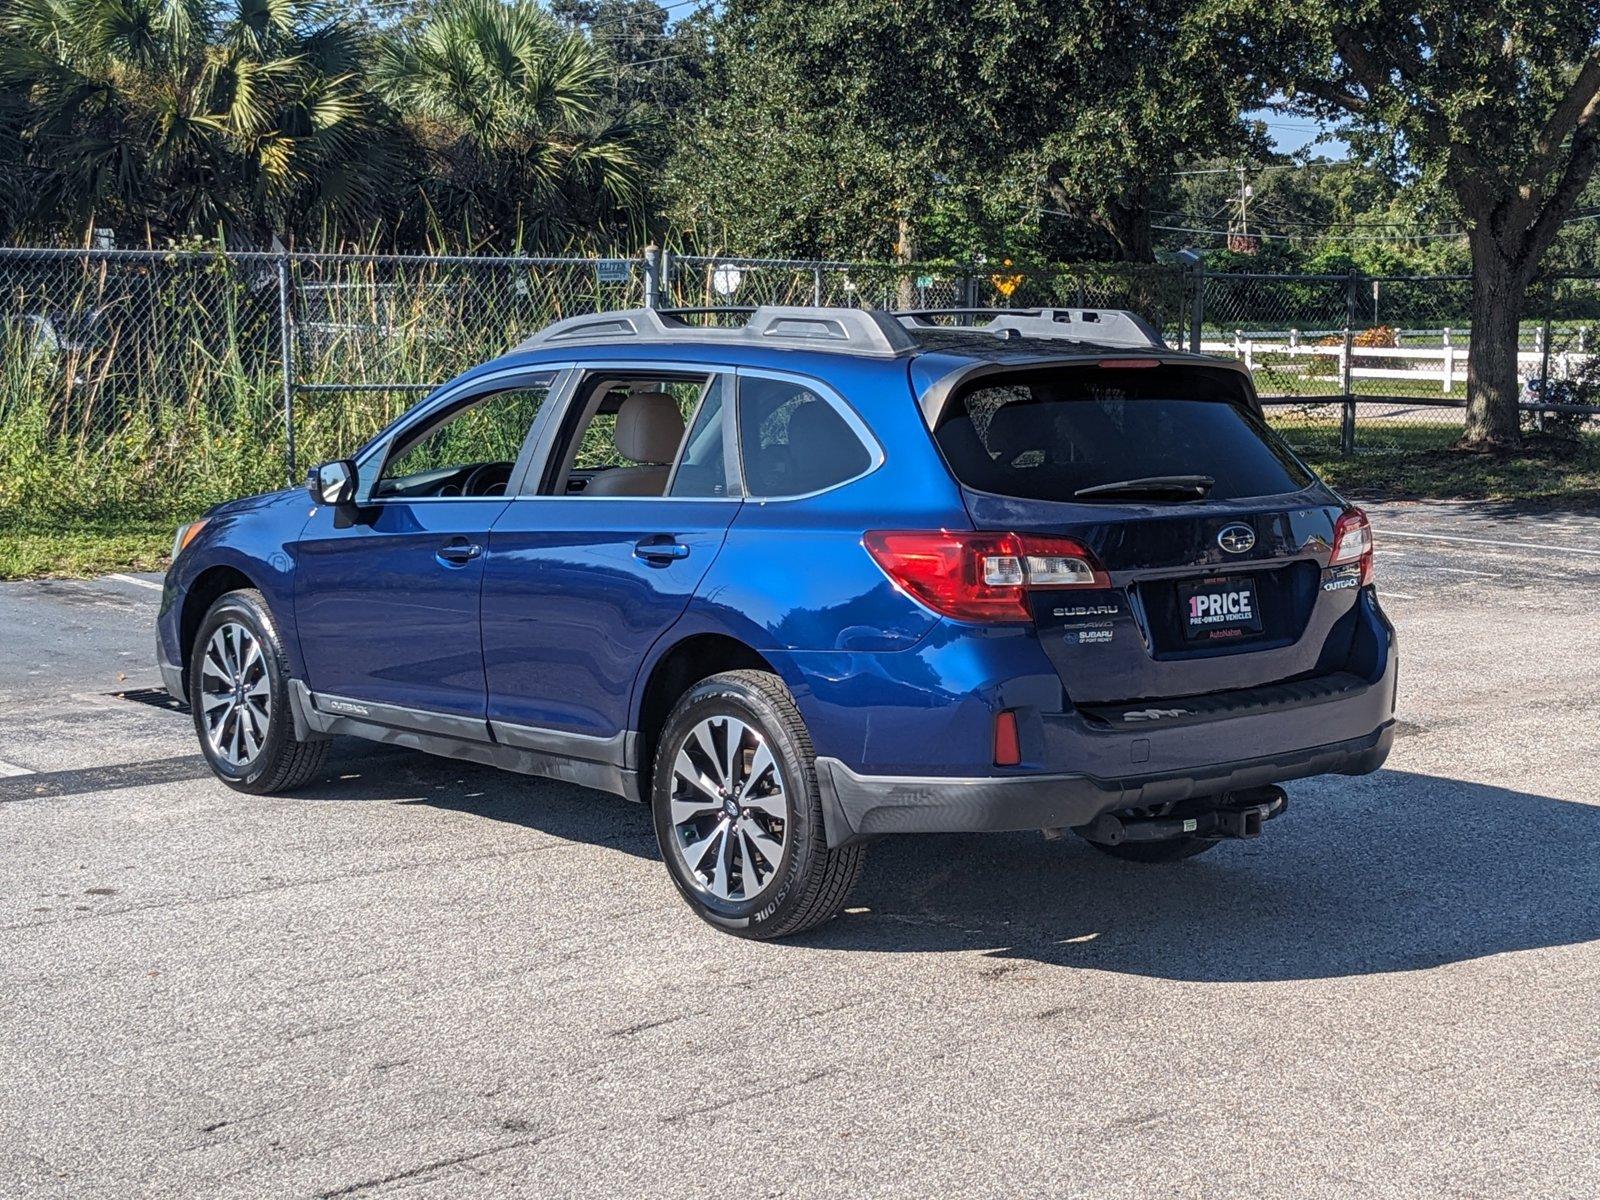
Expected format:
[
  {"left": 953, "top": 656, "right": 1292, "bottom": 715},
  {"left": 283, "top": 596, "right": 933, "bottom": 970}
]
[
  {"left": 276, "top": 247, "right": 297, "bottom": 484},
  {"left": 1341, "top": 270, "right": 1358, "bottom": 455},
  {"left": 1189, "top": 262, "right": 1204, "bottom": 354},
  {"left": 1538, "top": 310, "right": 1554, "bottom": 433},
  {"left": 642, "top": 245, "right": 661, "bottom": 310},
  {"left": 812, "top": 265, "right": 824, "bottom": 306}
]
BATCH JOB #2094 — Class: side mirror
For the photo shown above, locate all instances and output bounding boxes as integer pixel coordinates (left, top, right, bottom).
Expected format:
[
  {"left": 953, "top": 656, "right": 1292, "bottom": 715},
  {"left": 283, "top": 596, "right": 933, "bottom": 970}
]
[{"left": 307, "top": 459, "right": 357, "bottom": 507}]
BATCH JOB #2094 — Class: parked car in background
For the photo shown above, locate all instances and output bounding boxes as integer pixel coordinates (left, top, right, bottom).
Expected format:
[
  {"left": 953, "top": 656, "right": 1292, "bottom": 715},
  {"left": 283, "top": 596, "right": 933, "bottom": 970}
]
[{"left": 159, "top": 305, "right": 1397, "bottom": 937}]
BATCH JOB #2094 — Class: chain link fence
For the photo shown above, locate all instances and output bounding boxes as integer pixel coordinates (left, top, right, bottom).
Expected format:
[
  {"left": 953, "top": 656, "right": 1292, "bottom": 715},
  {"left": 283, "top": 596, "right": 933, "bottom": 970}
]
[
  {"left": 1197, "top": 269, "right": 1600, "bottom": 456},
  {"left": 3, "top": 246, "right": 1597, "bottom": 525}
]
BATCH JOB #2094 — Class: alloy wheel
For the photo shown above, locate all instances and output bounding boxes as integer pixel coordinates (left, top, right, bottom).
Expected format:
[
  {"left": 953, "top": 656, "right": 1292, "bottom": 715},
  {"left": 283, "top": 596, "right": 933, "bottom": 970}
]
[
  {"left": 668, "top": 715, "right": 789, "bottom": 902},
  {"left": 199, "top": 621, "right": 271, "bottom": 767}
]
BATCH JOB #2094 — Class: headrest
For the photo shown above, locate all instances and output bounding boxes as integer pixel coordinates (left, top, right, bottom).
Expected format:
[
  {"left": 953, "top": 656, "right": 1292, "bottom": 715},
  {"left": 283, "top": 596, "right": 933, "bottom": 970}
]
[
  {"left": 983, "top": 401, "right": 1043, "bottom": 462},
  {"left": 614, "top": 392, "right": 686, "bottom": 464}
]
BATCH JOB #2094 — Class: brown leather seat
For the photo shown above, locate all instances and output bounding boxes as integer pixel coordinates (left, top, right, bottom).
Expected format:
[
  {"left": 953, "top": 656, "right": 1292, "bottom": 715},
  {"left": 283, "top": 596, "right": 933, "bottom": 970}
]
[{"left": 582, "top": 392, "right": 686, "bottom": 497}]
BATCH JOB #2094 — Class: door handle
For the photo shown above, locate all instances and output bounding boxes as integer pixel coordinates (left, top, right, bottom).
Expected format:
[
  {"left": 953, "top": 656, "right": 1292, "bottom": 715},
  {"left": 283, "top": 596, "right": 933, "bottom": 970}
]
[
  {"left": 436, "top": 538, "right": 482, "bottom": 566},
  {"left": 634, "top": 536, "right": 690, "bottom": 564}
]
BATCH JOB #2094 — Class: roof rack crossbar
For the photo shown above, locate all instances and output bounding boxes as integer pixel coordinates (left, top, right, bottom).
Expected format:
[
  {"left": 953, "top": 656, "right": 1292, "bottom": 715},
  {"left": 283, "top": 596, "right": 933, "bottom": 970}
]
[
  {"left": 894, "top": 306, "right": 1165, "bottom": 350},
  {"left": 514, "top": 305, "right": 918, "bottom": 358}
]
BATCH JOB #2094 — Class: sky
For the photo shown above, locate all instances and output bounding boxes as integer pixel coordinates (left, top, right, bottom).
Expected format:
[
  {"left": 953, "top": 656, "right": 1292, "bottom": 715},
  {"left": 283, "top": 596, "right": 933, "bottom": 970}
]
[{"left": 1247, "top": 108, "right": 1349, "bottom": 159}]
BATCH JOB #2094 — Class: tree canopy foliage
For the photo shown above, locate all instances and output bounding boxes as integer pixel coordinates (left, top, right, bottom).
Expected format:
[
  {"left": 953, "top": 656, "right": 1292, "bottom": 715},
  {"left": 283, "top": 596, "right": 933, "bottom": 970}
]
[
  {"left": 664, "top": 0, "right": 1267, "bottom": 263},
  {"left": 1220, "top": 0, "right": 1600, "bottom": 443},
  {"left": 0, "top": 0, "right": 662, "bottom": 248}
]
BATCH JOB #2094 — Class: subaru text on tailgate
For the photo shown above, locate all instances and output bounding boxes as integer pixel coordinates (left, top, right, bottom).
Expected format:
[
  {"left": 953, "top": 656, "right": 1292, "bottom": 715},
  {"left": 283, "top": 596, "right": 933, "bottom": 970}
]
[{"left": 158, "top": 305, "right": 1396, "bottom": 938}]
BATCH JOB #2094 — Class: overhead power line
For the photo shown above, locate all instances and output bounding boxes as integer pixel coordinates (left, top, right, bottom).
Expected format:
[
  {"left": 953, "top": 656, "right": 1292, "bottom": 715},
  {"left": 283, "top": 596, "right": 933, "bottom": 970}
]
[
  {"left": 1165, "top": 161, "right": 1362, "bottom": 179},
  {"left": 1149, "top": 223, "right": 1467, "bottom": 243}
]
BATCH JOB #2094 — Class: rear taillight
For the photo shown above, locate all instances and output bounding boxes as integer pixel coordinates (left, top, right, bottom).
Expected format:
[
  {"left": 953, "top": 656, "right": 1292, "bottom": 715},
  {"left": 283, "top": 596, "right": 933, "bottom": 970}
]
[
  {"left": 862, "top": 530, "right": 1109, "bottom": 623},
  {"left": 1330, "top": 508, "right": 1374, "bottom": 585}
]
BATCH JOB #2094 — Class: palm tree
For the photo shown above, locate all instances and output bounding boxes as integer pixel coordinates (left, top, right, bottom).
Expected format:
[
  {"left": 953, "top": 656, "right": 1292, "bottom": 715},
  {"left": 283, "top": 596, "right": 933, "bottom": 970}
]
[
  {"left": 375, "top": 0, "right": 652, "bottom": 249},
  {"left": 0, "top": 0, "right": 400, "bottom": 241}
]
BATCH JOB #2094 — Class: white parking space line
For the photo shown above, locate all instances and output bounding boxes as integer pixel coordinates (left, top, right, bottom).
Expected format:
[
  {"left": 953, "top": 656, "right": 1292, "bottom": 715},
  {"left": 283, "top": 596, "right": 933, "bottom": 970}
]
[
  {"left": 0, "top": 758, "right": 35, "bottom": 777},
  {"left": 1433, "top": 567, "right": 1500, "bottom": 578},
  {"left": 1377, "top": 528, "right": 1600, "bottom": 558},
  {"left": 106, "top": 573, "right": 162, "bottom": 591},
  {"left": 1380, "top": 592, "right": 1418, "bottom": 600}
]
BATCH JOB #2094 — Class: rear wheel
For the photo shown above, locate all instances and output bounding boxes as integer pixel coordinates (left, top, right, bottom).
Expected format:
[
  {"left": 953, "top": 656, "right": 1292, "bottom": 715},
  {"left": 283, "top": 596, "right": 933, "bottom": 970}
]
[
  {"left": 651, "top": 669, "right": 864, "bottom": 939},
  {"left": 190, "top": 589, "right": 328, "bottom": 794}
]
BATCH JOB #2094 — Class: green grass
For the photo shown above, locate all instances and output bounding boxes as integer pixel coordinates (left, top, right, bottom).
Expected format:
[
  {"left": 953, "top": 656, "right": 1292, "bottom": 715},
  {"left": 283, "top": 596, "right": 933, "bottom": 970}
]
[
  {"left": 1274, "top": 421, "right": 1600, "bottom": 505},
  {"left": 0, "top": 519, "right": 172, "bottom": 581}
]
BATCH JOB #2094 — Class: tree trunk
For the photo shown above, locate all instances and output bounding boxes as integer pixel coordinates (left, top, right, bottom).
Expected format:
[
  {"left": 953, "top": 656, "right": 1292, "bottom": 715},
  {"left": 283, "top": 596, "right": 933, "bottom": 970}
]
[
  {"left": 895, "top": 215, "right": 917, "bottom": 310},
  {"left": 1100, "top": 183, "right": 1155, "bottom": 263},
  {"left": 1461, "top": 252, "right": 1528, "bottom": 449}
]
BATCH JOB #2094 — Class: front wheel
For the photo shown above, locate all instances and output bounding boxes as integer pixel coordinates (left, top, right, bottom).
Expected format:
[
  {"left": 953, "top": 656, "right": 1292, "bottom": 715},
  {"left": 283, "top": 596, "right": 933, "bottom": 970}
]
[
  {"left": 190, "top": 588, "right": 329, "bottom": 794},
  {"left": 651, "top": 670, "right": 864, "bottom": 939}
]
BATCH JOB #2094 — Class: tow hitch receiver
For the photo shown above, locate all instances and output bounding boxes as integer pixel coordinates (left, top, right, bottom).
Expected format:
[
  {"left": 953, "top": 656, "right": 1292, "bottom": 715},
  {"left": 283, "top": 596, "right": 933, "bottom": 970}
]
[{"left": 1074, "top": 785, "right": 1289, "bottom": 846}]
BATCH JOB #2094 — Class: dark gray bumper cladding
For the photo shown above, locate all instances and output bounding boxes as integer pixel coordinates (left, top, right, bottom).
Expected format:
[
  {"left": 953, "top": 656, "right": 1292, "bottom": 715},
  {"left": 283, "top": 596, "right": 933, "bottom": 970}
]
[
  {"left": 815, "top": 723, "right": 1394, "bottom": 848},
  {"left": 158, "top": 655, "right": 185, "bottom": 702}
]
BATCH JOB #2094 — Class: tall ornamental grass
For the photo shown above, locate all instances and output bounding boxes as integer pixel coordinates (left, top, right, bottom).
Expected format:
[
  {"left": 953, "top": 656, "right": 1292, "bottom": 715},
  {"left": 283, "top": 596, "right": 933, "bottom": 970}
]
[{"left": 0, "top": 251, "right": 638, "bottom": 525}]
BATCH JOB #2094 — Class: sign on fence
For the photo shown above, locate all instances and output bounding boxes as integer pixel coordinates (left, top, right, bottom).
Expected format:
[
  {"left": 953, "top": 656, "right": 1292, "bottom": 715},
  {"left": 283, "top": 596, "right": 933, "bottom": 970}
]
[{"left": 595, "top": 259, "right": 632, "bottom": 285}]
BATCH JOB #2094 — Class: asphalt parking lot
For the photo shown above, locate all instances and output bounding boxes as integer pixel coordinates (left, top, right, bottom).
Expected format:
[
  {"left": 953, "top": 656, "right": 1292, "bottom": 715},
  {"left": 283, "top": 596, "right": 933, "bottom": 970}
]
[{"left": 3, "top": 499, "right": 1599, "bottom": 1199}]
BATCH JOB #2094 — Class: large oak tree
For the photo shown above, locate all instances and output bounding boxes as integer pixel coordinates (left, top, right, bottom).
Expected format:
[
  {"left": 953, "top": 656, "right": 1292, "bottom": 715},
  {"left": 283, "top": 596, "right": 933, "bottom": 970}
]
[{"left": 1237, "top": 2, "right": 1600, "bottom": 448}]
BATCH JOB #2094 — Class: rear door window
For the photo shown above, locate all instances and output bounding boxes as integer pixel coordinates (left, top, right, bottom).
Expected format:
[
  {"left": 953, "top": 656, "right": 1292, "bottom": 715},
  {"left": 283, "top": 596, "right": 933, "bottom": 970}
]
[
  {"left": 668, "top": 375, "right": 734, "bottom": 498},
  {"left": 934, "top": 364, "right": 1312, "bottom": 502},
  {"left": 737, "top": 374, "right": 873, "bottom": 497}
]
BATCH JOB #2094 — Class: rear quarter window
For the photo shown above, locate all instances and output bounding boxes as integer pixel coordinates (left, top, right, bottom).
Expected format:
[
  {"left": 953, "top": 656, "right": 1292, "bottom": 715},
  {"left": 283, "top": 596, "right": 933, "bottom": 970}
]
[
  {"left": 933, "top": 364, "right": 1312, "bottom": 502},
  {"left": 738, "top": 375, "right": 873, "bottom": 497}
]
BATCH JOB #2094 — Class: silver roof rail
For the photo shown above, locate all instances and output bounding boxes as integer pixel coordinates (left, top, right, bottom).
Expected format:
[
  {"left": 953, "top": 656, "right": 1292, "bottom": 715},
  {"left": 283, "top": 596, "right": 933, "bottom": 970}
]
[
  {"left": 514, "top": 305, "right": 918, "bottom": 358},
  {"left": 895, "top": 307, "right": 1166, "bottom": 350}
]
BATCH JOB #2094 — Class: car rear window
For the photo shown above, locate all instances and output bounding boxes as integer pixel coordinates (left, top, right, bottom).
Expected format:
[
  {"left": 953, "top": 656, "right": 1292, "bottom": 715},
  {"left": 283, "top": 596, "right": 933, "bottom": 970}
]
[{"left": 933, "top": 364, "right": 1312, "bottom": 502}]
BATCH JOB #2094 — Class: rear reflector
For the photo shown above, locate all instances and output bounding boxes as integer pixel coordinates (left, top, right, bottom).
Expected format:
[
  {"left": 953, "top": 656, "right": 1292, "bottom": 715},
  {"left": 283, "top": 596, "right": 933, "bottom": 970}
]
[
  {"left": 863, "top": 530, "right": 1109, "bottom": 623},
  {"left": 1330, "top": 508, "right": 1374, "bottom": 586},
  {"left": 994, "top": 710, "right": 1021, "bottom": 766}
]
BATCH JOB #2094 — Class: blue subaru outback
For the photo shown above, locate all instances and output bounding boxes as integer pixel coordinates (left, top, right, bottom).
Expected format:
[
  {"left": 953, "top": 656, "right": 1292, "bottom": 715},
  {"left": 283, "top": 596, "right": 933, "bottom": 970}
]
[{"left": 159, "top": 306, "right": 1396, "bottom": 938}]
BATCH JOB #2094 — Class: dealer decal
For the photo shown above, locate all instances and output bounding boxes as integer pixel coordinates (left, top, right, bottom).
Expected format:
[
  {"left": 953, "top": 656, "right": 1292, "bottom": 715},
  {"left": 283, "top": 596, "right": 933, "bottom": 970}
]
[{"left": 1188, "top": 590, "right": 1254, "bottom": 626}]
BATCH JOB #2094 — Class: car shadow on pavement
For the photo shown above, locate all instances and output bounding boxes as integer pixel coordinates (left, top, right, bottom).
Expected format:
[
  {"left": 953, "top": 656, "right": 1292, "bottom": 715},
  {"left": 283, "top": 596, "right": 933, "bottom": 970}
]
[
  {"left": 803, "top": 768, "right": 1600, "bottom": 981},
  {"left": 284, "top": 748, "right": 1600, "bottom": 981},
  {"left": 295, "top": 742, "right": 661, "bottom": 860}
]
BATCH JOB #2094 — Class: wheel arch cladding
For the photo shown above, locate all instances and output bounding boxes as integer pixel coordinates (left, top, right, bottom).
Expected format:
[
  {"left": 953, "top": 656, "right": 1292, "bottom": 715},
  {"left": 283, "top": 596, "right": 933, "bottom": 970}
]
[
  {"left": 634, "top": 633, "right": 777, "bottom": 795},
  {"left": 180, "top": 565, "right": 259, "bottom": 675}
]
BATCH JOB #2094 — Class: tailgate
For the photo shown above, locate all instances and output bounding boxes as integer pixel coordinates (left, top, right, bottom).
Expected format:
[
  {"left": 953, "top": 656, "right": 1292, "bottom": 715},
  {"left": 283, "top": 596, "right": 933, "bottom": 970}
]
[{"left": 963, "top": 492, "right": 1361, "bottom": 705}]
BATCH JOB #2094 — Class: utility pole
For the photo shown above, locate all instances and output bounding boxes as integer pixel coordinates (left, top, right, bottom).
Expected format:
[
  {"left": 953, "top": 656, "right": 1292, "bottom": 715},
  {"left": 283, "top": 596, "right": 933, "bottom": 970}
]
[{"left": 1237, "top": 166, "right": 1250, "bottom": 240}]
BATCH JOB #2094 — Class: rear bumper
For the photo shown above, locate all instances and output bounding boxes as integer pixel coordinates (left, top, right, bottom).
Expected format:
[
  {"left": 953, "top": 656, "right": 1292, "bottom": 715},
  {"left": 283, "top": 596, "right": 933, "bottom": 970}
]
[{"left": 816, "top": 720, "right": 1393, "bottom": 847}]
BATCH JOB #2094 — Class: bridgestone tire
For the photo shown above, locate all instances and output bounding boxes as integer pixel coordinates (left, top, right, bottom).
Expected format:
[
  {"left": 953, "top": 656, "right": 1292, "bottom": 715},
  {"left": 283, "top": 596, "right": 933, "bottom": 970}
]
[
  {"left": 651, "top": 669, "right": 864, "bottom": 939},
  {"left": 190, "top": 589, "right": 329, "bottom": 795}
]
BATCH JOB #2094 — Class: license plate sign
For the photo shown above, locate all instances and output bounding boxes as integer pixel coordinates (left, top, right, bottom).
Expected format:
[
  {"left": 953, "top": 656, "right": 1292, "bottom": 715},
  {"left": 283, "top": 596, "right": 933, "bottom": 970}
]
[{"left": 1180, "top": 576, "right": 1262, "bottom": 642}]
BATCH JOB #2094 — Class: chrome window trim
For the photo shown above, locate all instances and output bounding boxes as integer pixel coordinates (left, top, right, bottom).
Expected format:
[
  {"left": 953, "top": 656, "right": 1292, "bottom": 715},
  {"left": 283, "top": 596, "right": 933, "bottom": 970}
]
[
  {"left": 733, "top": 365, "right": 885, "bottom": 503},
  {"left": 343, "top": 356, "right": 885, "bottom": 508}
]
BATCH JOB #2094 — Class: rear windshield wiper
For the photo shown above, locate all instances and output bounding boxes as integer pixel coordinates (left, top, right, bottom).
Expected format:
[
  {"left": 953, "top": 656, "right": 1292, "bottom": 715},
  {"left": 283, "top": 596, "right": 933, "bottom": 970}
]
[{"left": 1073, "top": 474, "right": 1215, "bottom": 500}]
